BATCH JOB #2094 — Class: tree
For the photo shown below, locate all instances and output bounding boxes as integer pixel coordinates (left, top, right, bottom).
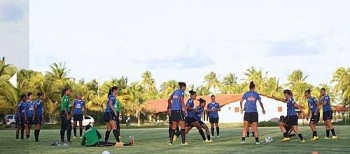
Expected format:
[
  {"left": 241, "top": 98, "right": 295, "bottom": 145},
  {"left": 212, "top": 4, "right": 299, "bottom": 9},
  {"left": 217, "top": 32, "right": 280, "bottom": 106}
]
[
  {"left": 203, "top": 72, "right": 220, "bottom": 94},
  {"left": 244, "top": 67, "right": 265, "bottom": 91},
  {"left": 286, "top": 70, "right": 313, "bottom": 107},
  {"left": 332, "top": 67, "right": 350, "bottom": 106},
  {"left": 124, "top": 82, "right": 145, "bottom": 126},
  {"left": 141, "top": 71, "right": 158, "bottom": 101},
  {"left": 160, "top": 80, "right": 178, "bottom": 98},
  {"left": 260, "top": 77, "right": 283, "bottom": 98},
  {"left": 220, "top": 73, "right": 240, "bottom": 94},
  {"left": 0, "top": 57, "right": 18, "bottom": 114}
]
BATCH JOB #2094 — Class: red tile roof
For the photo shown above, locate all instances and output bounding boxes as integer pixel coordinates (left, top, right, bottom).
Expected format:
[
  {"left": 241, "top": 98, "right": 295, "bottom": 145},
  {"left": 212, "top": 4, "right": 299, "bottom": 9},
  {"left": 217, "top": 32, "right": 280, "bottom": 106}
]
[
  {"left": 332, "top": 105, "right": 349, "bottom": 112},
  {"left": 144, "top": 94, "right": 242, "bottom": 113}
]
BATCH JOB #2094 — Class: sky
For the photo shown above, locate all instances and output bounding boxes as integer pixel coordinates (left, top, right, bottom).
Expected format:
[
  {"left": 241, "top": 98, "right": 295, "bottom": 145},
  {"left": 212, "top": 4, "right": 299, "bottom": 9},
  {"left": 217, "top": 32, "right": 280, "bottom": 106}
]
[{"left": 1, "top": 0, "right": 350, "bottom": 88}]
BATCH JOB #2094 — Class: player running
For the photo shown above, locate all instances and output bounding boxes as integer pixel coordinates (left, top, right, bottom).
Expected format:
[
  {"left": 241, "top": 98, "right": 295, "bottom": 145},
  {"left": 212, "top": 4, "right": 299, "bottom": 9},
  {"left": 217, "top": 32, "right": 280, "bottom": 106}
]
[
  {"left": 320, "top": 88, "right": 337, "bottom": 139},
  {"left": 25, "top": 92, "right": 35, "bottom": 140},
  {"left": 240, "top": 82, "right": 265, "bottom": 144},
  {"left": 195, "top": 98, "right": 212, "bottom": 142},
  {"left": 278, "top": 90, "right": 305, "bottom": 143},
  {"left": 103, "top": 86, "right": 123, "bottom": 146},
  {"left": 167, "top": 82, "right": 187, "bottom": 146},
  {"left": 184, "top": 90, "right": 209, "bottom": 142},
  {"left": 207, "top": 95, "right": 220, "bottom": 138},
  {"left": 33, "top": 92, "right": 45, "bottom": 142},
  {"left": 60, "top": 87, "right": 72, "bottom": 143},
  {"left": 305, "top": 90, "right": 320, "bottom": 140},
  {"left": 72, "top": 93, "right": 86, "bottom": 139},
  {"left": 15, "top": 94, "right": 27, "bottom": 140}
]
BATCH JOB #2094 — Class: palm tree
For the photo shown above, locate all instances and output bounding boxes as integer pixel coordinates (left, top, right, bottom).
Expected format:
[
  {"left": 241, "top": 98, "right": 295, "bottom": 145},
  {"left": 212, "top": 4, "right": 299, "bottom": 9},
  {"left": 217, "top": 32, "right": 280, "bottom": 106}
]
[
  {"left": 160, "top": 80, "right": 178, "bottom": 98},
  {"left": 221, "top": 73, "right": 239, "bottom": 94},
  {"left": 141, "top": 71, "right": 158, "bottom": 100},
  {"left": 196, "top": 86, "right": 210, "bottom": 96},
  {"left": 260, "top": 77, "right": 283, "bottom": 98},
  {"left": 203, "top": 72, "right": 220, "bottom": 94},
  {"left": 286, "top": 70, "right": 313, "bottom": 107},
  {"left": 332, "top": 67, "right": 350, "bottom": 106},
  {"left": 124, "top": 82, "right": 145, "bottom": 126},
  {"left": 0, "top": 57, "right": 18, "bottom": 114},
  {"left": 244, "top": 67, "right": 265, "bottom": 91}
]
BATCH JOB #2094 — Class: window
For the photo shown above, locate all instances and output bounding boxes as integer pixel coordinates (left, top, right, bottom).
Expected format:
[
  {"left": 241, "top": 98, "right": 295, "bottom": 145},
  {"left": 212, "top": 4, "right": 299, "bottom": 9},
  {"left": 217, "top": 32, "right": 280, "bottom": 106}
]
[
  {"left": 235, "top": 107, "right": 240, "bottom": 113},
  {"left": 229, "top": 107, "right": 231, "bottom": 110},
  {"left": 278, "top": 107, "right": 283, "bottom": 112}
]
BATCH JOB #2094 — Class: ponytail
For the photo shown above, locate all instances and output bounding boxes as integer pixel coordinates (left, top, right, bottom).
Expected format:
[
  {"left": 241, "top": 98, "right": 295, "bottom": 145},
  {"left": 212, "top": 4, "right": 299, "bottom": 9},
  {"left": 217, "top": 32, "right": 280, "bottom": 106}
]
[{"left": 249, "top": 81, "right": 255, "bottom": 90}]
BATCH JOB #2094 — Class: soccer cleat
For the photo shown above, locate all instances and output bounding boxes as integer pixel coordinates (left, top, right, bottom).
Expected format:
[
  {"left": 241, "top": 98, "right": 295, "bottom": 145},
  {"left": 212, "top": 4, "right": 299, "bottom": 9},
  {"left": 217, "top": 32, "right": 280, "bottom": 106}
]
[
  {"left": 129, "top": 136, "right": 135, "bottom": 146},
  {"left": 256, "top": 142, "right": 260, "bottom": 145},
  {"left": 311, "top": 136, "right": 319, "bottom": 141},
  {"left": 67, "top": 140, "right": 72, "bottom": 143},
  {"left": 168, "top": 142, "right": 173, "bottom": 146},
  {"left": 73, "top": 136, "right": 76, "bottom": 139},
  {"left": 331, "top": 136, "right": 337, "bottom": 139},
  {"left": 324, "top": 137, "right": 330, "bottom": 139},
  {"left": 204, "top": 139, "right": 211, "bottom": 143},
  {"left": 217, "top": 136, "right": 220, "bottom": 138},
  {"left": 115, "top": 142, "right": 124, "bottom": 147},
  {"left": 79, "top": 137, "right": 82, "bottom": 139},
  {"left": 240, "top": 140, "right": 246, "bottom": 144},
  {"left": 181, "top": 142, "right": 188, "bottom": 146},
  {"left": 172, "top": 135, "right": 177, "bottom": 142},
  {"left": 301, "top": 140, "right": 305, "bottom": 143},
  {"left": 281, "top": 138, "right": 290, "bottom": 142}
]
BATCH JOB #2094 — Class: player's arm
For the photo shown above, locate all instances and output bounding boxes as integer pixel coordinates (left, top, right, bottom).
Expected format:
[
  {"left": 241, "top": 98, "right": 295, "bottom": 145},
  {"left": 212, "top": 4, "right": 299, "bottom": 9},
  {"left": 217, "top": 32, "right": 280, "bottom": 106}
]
[
  {"left": 34, "top": 103, "right": 38, "bottom": 118},
  {"left": 272, "top": 95, "right": 287, "bottom": 102},
  {"left": 294, "top": 103, "right": 308, "bottom": 116},
  {"left": 240, "top": 98, "right": 244, "bottom": 114},
  {"left": 71, "top": 101, "right": 75, "bottom": 116},
  {"left": 181, "top": 96, "right": 187, "bottom": 116},
  {"left": 24, "top": 105, "right": 28, "bottom": 120},
  {"left": 216, "top": 104, "right": 221, "bottom": 111},
  {"left": 167, "top": 95, "right": 172, "bottom": 115},
  {"left": 258, "top": 99, "right": 266, "bottom": 114},
  {"left": 83, "top": 102, "right": 87, "bottom": 118}
]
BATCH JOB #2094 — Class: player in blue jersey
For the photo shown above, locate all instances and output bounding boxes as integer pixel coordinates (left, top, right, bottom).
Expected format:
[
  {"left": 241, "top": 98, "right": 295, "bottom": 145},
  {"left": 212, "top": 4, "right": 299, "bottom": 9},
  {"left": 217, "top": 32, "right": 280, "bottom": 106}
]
[
  {"left": 195, "top": 98, "right": 212, "bottom": 142},
  {"left": 207, "top": 95, "right": 220, "bottom": 138},
  {"left": 279, "top": 90, "right": 305, "bottom": 143},
  {"left": 25, "top": 92, "right": 35, "bottom": 140},
  {"left": 15, "top": 94, "right": 27, "bottom": 140},
  {"left": 184, "top": 90, "right": 209, "bottom": 142},
  {"left": 167, "top": 82, "right": 187, "bottom": 146},
  {"left": 103, "top": 86, "right": 122, "bottom": 146},
  {"left": 320, "top": 88, "right": 337, "bottom": 139},
  {"left": 240, "top": 82, "right": 265, "bottom": 144},
  {"left": 305, "top": 90, "right": 320, "bottom": 141},
  {"left": 33, "top": 92, "right": 45, "bottom": 142},
  {"left": 72, "top": 93, "right": 86, "bottom": 139}
]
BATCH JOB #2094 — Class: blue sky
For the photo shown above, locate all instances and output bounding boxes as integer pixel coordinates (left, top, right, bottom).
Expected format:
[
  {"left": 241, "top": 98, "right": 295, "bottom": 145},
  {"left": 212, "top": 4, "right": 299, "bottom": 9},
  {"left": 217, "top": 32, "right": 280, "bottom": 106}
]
[{"left": 1, "top": 0, "right": 350, "bottom": 88}]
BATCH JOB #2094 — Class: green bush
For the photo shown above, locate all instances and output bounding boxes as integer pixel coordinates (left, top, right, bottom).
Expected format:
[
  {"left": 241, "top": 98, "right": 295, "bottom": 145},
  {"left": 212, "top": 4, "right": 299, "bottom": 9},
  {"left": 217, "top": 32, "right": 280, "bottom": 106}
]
[{"left": 258, "top": 121, "right": 279, "bottom": 127}]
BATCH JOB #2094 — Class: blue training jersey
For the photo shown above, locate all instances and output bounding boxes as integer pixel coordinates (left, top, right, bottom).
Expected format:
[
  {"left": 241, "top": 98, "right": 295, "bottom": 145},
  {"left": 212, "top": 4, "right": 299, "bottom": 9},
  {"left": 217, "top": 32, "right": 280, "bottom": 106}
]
[
  {"left": 35, "top": 99, "right": 44, "bottom": 116},
  {"left": 194, "top": 106, "right": 204, "bottom": 121},
  {"left": 321, "top": 95, "right": 332, "bottom": 112},
  {"left": 73, "top": 99, "right": 85, "bottom": 115},
  {"left": 287, "top": 97, "right": 297, "bottom": 116},
  {"left": 242, "top": 91, "right": 261, "bottom": 113},
  {"left": 105, "top": 95, "right": 116, "bottom": 113},
  {"left": 170, "top": 89, "right": 184, "bottom": 111},
  {"left": 26, "top": 101, "right": 35, "bottom": 117},
  {"left": 186, "top": 99, "right": 195, "bottom": 118},
  {"left": 17, "top": 101, "right": 27, "bottom": 117},
  {"left": 207, "top": 102, "right": 219, "bottom": 118},
  {"left": 308, "top": 97, "right": 318, "bottom": 113}
]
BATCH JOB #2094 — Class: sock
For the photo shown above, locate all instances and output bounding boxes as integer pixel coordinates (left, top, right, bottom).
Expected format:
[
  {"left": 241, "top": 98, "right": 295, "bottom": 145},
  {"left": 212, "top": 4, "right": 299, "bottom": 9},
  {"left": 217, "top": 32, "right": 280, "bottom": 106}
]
[
  {"left": 326, "top": 130, "right": 330, "bottom": 138},
  {"left": 247, "top": 131, "right": 250, "bottom": 137},
  {"left": 283, "top": 132, "right": 288, "bottom": 138},
  {"left": 26, "top": 134, "right": 29, "bottom": 139},
  {"left": 16, "top": 131, "right": 19, "bottom": 139},
  {"left": 34, "top": 130, "right": 39, "bottom": 141},
  {"left": 180, "top": 129, "right": 186, "bottom": 143},
  {"left": 298, "top": 134, "right": 304, "bottom": 140},
  {"left": 252, "top": 132, "right": 255, "bottom": 137},
  {"left": 331, "top": 129, "right": 336, "bottom": 136},
  {"left": 207, "top": 135, "right": 211, "bottom": 141},
  {"left": 169, "top": 129, "right": 175, "bottom": 143},
  {"left": 211, "top": 127, "right": 214, "bottom": 136},
  {"left": 67, "top": 129, "right": 71, "bottom": 141},
  {"left": 60, "top": 129, "right": 65, "bottom": 141},
  {"left": 313, "top": 131, "right": 317, "bottom": 137},
  {"left": 242, "top": 137, "right": 245, "bottom": 141},
  {"left": 255, "top": 137, "right": 259, "bottom": 143},
  {"left": 80, "top": 128, "right": 83, "bottom": 137},
  {"left": 199, "top": 130, "right": 206, "bottom": 140},
  {"left": 176, "top": 127, "right": 180, "bottom": 136},
  {"left": 73, "top": 128, "right": 77, "bottom": 137},
  {"left": 113, "top": 129, "right": 120, "bottom": 142},
  {"left": 105, "top": 130, "right": 111, "bottom": 142},
  {"left": 216, "top": 127, "right": 220, "bottom": 136},
  {"left": 21, "top": 128, "right": 24, "bottom": 139}
]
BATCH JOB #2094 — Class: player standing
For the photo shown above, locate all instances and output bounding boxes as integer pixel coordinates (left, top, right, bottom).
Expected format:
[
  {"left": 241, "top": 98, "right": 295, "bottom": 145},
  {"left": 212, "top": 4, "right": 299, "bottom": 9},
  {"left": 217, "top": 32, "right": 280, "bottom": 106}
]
[
  {"left": 72, "top": 93, "right": 86, "bottom": 139},
  {"left": 60, "top": 87, "right": 72, "bottom": 143},
  {"left": 207, "top": 95, "right": 220, "bottom": 138},
  {"left": 320, "top": 88, "right": 337, "bottom": 139},
  {"left": 15, "top": 94, "right": 27, "bottom": 140},
  {"left": 305, "top": 90, "right": 320, "bottom": 140},
  {"left": 115, "top": 95, "right": 122, "bottom": 139},
  {"left": 194, "top": 98, "right": 212, "bottom": 142},
  {"left": 33, "top": 92, "right": 45, "bottom": 142},
  {"left": 168, "top": 82, "right": 187, "bottom": 145},
  {"left": 25, "top": 92, "right": 35, "bottom": 140},
  {"left": 240, "top": 82, "right": 265, "bottom": 144}
]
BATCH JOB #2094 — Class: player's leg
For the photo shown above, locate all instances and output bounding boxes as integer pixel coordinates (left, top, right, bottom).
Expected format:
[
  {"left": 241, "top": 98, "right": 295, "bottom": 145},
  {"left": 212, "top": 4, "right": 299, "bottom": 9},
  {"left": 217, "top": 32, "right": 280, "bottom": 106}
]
[
  {"left": 169, "top": 121, "right": 178, "bottom": 144},
  {"left": 241, "top": 121, "right": 249, "bottom": 143},
  {"left": 20, "top": 117, "right": 25, "bottom": 140},
  {"left": 34, "top": 116, "right": 42, "bottom": 142},
  {"left": 105, "top": 123, "right": 111, "bottom": 142},
  {"left": 79, "top": 119, "right": 83, "bottom": 138},
  {"left": 60, "top": 112, "right": 67, "bottom": 142},
  {"left": 215, "top": 119, "right": 219, "bottom": 137},
  {"left": 279, "top": 122, "right": 289, "bottom": 141},
  {"left": 179, "top": 120, "right": 187, "bottom": 144},
  {"left": 110, "top": 120, "right": 120, "bottom": 143},
  {"left": 73, "top": 119, "right": 77, "bottom": 138},
  {"left": 292, "top": 125, "right": 304, "bottom": 142},
  {"left": 15, "top": 118, "right": 20, "bottom": 140},
  {"left": 251, "top": 122, "right": 259, "bottom": 144},
  {"left": 201, "top": 122, "right": 211, "bottom": 141},
  {"left": 192, "top": 121, "right": 206, "bottom": 141},
  {"left": 67, "top": 116, "right": 72, "bottom": 142},
  {"left": 210, "top": 118, "right": 214, "bottom": 137}
]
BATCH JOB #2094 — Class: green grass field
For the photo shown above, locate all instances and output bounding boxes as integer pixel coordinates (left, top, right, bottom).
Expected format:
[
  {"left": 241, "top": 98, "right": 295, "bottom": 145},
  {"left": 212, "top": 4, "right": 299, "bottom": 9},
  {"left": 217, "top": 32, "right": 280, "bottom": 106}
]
[{"left": 0, "top": 126, "right": 349, "bottom": 154}]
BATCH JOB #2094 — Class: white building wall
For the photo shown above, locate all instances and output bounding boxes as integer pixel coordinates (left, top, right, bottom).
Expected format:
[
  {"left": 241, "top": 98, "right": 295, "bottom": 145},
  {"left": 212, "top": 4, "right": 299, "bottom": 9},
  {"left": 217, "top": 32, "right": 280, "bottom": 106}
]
[{"left": 218, "top": 96, "right": 287, "bottom": 123}]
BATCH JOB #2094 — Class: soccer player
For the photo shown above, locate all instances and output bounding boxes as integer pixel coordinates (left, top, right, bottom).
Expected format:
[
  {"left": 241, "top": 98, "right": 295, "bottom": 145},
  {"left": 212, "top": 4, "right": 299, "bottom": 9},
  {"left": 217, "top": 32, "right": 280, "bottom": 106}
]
[
  {"left": 279, "top": 90, "right": 305, "bottom": 143},
  {"left": 207, "top": 95, "right": 220, "bottom": 138},
  {"left": 103, "top": 86, "right": 122, "bottom": 146},
  {"left": 184, "top": 90, "right": 209, "bottom": 142},
  {"left": 15, "top": 94, "right": 27, "bottom": 140},
  {"left": 72, "top": 93, "right": 86, "bottom": 139},
  {"left": 320, "top": 88, "right": 337, "bottom": 139},
  {"left": 115, "top": 95, "right": 122, "bottom": 139},
  {"left": 167, "top": 82, "right": 187, "bottom": 146},
  {"left": 240, "top": 82, "right": 265, "bottom": 144},
  {"left": 60, "top": 87, "right": 72, "bottom": 143},
  {"left": 81, "top": 125, "right": 134, "bottom": 147},
  {"left": 305, "top": 90, "right": 320, "bottom": 140},
  {"left": 194, "top": 98, "right": 212, "bottom": 142},
  {"left": 33, "top": 92, "right": 45, "bottom": 142},
  {"left": 25, "top": 92, "right": 35, "bottom": 140}
]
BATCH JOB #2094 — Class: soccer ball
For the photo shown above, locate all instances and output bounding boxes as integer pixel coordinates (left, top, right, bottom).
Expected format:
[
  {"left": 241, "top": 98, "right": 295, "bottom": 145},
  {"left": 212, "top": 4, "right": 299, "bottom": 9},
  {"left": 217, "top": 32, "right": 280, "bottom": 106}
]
[
  {"left": 265, "top": 136, "right": 273, "bottom": 143},
  {"left": 102, "top": 151, "right": 111, "bottom": 154}
]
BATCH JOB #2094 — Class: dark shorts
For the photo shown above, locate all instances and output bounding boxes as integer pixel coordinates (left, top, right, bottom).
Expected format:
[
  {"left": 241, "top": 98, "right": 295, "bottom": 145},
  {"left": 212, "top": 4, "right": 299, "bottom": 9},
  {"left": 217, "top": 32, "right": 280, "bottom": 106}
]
[
  {"left": 16, "top": 116, "right": 25, "bottom": 128},
  {"left": 171, "top": 110, "right": 185, "bottom": 122},
  {"left": 323, "top": 111, "right": 333, "bottom": 121},
  {"left": 310, "top": 112, "right": 320, "bottom": 123},
  {"left": 103, "top": 112, "right": 116, "bottom": 122},
  {"left": 73, "top": 114, "right": 83, "bottom": 122},
  {"left": 286, "top": 115, "right": 298, "bottom": 126},
  {"left": 185, "top": 117, "right": 198, "bottom": 126},
  {"left": 60, "top": 111, "right": 72, "bottom": 130},
  {"left": 34, "top": 115, "right": 43, "bottom": 125},
  {"left": 244, "top": 112, "right": 258, "bottom": 123},
  {"left": 26, "top": 117, "right": 34, "bottom": 125},
  {"left": 209, "top": 117, "right": 219, "bottom": 124}
]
